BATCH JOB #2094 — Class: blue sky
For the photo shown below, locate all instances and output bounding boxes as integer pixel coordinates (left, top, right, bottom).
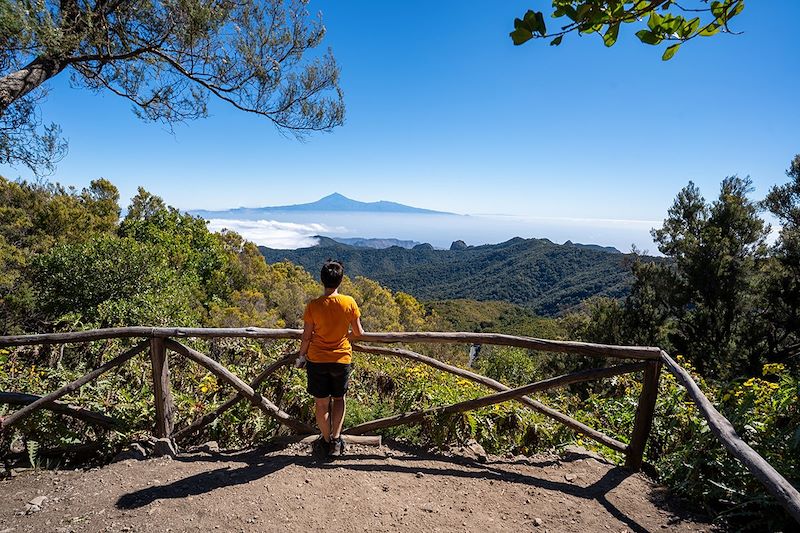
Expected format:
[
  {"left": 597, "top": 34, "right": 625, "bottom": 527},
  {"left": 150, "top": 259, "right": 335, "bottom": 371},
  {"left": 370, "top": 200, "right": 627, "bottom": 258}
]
[{"left": 2, "top": 1, "right": 798, "bottom": 229}]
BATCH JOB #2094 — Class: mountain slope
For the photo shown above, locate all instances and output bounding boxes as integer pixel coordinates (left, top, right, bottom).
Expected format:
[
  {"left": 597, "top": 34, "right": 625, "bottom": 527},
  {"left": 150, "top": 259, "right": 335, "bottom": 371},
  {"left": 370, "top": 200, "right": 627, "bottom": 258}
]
[{"left": 260, "top": 237, "right": 649, "bottom": 315}]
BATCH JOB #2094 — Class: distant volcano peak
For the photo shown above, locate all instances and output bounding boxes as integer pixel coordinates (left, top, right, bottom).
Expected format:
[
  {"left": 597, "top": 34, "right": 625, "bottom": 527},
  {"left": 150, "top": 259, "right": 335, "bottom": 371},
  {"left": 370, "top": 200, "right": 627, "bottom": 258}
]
[{"left": 190, "top": 193, "right": 454, "bottom": 218}]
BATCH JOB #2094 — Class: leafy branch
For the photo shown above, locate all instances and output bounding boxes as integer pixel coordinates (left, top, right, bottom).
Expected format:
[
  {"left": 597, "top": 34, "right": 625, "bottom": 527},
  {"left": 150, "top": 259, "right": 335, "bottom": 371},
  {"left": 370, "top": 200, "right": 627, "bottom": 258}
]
[{"left": 510, "top": 0, "right": 745, "bottom": 60}]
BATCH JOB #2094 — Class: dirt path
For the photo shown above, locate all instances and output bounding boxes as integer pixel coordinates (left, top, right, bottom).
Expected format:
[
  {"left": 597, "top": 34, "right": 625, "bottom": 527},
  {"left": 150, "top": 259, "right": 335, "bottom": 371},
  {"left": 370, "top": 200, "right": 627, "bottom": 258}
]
[{"left": 0, "top": 442, "right": 715, "bottom": 532}]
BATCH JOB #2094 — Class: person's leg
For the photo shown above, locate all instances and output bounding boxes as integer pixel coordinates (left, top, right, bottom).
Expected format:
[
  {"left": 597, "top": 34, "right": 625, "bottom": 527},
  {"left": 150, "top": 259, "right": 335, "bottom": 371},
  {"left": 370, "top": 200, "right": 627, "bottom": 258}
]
[
  {"left": 330, "top": 396, "right": 346, "bottom": 439},
  {"left": 314, "top": 397, "right": 332, "bottom": 442},
  {"left": 329, "top": 363, "right": 351, "bottom": 441},
  {"left": 308, "top": 362, "right": 333, "bottom": 443}
]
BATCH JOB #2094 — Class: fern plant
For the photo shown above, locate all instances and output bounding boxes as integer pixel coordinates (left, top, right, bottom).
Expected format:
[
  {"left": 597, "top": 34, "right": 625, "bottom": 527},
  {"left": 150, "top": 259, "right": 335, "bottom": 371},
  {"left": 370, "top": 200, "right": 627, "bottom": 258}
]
[{"left": 26, "top": 440, "right": 40, "bottom": 469}]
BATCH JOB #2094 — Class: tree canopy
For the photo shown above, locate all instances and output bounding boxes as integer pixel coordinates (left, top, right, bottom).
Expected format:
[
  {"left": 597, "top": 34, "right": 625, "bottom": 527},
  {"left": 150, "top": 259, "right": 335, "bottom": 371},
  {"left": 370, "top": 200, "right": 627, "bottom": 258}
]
[
  {"left": 568, "top": 158, "right": 800, "bottom": 380},
  {"left": 510, "top": 0, "right": 745, "bottom": 60},
  {"left": 0, "top": 0, "right": 344, "bottom": 174}
]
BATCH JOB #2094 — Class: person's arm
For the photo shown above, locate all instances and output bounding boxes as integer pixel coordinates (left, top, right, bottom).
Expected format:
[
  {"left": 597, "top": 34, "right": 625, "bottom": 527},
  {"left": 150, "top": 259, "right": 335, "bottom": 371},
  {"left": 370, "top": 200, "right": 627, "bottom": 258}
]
[
  {"left": 348, "top": 316, "right": 365, "bottom": 340},
  {"left": 295, "top": 319, "right": 314, "bottom": 368}
]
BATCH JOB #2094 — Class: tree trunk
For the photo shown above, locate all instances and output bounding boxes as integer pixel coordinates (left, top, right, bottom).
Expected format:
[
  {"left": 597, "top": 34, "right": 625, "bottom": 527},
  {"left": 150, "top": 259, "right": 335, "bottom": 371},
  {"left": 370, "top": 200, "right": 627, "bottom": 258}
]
[{"left": 0, "top": 56, "right": 68, "bottom": 114}]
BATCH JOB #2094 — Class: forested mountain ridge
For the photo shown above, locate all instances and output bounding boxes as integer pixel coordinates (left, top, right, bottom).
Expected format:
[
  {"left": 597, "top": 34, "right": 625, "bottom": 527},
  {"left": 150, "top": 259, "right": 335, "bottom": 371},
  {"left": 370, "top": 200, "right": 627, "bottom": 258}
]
[{"left": 260, "top": 236, "right": 653, "bottom": 315}]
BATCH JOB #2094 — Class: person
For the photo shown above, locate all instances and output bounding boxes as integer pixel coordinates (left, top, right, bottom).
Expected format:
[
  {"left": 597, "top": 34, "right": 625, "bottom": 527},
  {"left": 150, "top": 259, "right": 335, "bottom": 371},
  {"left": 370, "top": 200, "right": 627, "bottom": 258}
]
[{"left": 295, "top": 260, "right": 364, "bottom": 456}]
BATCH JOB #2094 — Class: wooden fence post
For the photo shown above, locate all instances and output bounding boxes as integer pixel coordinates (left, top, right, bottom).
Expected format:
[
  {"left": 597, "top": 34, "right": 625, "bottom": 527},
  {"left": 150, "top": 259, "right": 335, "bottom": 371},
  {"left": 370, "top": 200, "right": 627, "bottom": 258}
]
[
  {"left": 150, "top": 337, "right": 175, "bottom": 438},
  {"left": 625, "top": 360, "right": 662, "bottom": 471}
]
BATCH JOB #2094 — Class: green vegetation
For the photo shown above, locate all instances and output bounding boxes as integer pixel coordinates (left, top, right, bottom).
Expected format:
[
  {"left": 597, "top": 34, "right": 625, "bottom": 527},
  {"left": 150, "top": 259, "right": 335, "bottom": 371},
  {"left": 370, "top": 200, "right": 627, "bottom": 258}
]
[
  {"left": 510, "top": 0, "right": 745, "bottom": 61},
  {"left": 2, "top": 159, "right": 800, "bottom": 528},
  {"left": 427, "top": 299, "right": 564, "bottom": 338},
  {"left": 568, "top": 169, "right": 800, "bottom": 382},
  {"left": 0, "top": 174, "right": 440, "bottom": 467},
  {"left": 260, "top": 236, "right": 647, "bottom": 316},
  {"left": 555, "top": 159, "right": 800, "bottom": 527}
]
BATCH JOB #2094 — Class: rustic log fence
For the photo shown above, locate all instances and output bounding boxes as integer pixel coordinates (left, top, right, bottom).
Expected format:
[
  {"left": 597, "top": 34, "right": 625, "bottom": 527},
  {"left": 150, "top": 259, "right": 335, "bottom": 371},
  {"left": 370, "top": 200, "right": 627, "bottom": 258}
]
[{"left": 0, "top": 327, "right": 798, "bottom": 523}]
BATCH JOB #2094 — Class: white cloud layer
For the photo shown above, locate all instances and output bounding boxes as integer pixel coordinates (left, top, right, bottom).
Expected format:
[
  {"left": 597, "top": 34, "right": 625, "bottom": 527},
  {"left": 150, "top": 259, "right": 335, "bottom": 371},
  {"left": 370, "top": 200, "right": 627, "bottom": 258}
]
[{"left": 207, "top": 219, "right": 338, "bottom": 249}]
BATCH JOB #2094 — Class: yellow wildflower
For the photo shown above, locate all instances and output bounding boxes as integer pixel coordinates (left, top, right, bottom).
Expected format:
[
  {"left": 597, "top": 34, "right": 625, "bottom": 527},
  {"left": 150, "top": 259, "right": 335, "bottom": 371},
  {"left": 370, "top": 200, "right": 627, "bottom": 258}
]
[{"left": 762, "top": 363, "right": 785, "bottom": 376}]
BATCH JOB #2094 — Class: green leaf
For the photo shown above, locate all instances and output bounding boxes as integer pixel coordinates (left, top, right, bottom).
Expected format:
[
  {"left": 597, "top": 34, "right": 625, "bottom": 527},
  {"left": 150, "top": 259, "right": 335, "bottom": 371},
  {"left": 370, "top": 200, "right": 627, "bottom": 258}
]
[
  {"left": 559, "top": 5, "right": 578, "bottom": 21},
  {"left": 681, "top": 17, "right": 701, "bottom": 38},
  {"left": 729, "top": 0, "right": 745, "bottom": 18},
  {"left": 582, "top": 23, "right": 602, "bottom": 35},
  {"left": 510, "top": 27, "right": 534, "bottom": 45},
  {"left": 550, "top": 35, "right": 563, "bottom": 46},
  {"left": 662, "top": 42, "right": 681, "bottom": 61},
  {"left": 522, "top": 10, "right": 538, "bottom": 29},
  {"left": 518, "top": 9, "right": 546, "bottom": 37},
  {"left": 647, "top": 12, "right": 663, "bottom": 32},
  {"left": 603, "top": 22, "right": 620, "bottom": 47},
  {"left": 534, "top": 11, "right": 547, "bottom": 36},
  {"left": 636, "top": 29, "right": 661, "bottom": 45},
  {"left": 27, "top": 440, "right": 40, "bottom": 468},
  {"left": 661, "top": 14, "right": 682, "bottom": 35},
  {"left": 699, "top": 23, "right": 720, "bottom": 37}
]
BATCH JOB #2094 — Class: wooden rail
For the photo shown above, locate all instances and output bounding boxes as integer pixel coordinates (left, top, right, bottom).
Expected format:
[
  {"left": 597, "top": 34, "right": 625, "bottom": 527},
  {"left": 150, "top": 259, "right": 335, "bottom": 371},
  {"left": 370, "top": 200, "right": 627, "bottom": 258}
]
[
  {"left": 660, "top": 351, "right": 800, "bottom": 523},
  {"left": 0, "top": 327, "right": 662, "bottom": 360},
  {"left": 0, "top": 327, "right": 797, "bottom": 524},
  {"left": 0, "top": 392, "right": 119, "bottom": 430},
  {"left": 173, "top": 354, "right": 295, "bottom": 441},
  {"left": 1, "top": 341, "right": 148, "bottom": 429},
  {"left": 345, "top": 362, "right": 647, "bottom": 435},
  {"left": 352, "top": 344, "right": 630, "bottom": 452}
]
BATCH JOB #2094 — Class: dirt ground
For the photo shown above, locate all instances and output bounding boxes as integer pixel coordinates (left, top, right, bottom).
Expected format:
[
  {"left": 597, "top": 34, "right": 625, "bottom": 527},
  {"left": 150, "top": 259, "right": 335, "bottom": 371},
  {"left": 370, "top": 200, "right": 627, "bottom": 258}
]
[{"left": 0, "top": 442, "right": 716, "bottom": 533}]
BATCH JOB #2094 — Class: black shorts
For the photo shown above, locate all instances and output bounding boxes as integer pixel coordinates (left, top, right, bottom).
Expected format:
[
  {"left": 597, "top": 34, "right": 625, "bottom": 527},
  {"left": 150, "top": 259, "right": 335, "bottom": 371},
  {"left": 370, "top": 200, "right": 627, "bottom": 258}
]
[{"left": 306, "top": 362, "right": 352, "bottom": 398}]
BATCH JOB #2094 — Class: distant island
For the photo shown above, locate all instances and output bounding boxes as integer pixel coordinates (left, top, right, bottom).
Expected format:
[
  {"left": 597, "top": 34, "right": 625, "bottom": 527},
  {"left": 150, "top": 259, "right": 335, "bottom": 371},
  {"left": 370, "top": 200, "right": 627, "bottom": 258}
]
[
  {"left": 332, "top": 237, "right": 421, "bottom": 249},
  {"left": 190, "top": 192, "right": 454, "bottom": 220}
]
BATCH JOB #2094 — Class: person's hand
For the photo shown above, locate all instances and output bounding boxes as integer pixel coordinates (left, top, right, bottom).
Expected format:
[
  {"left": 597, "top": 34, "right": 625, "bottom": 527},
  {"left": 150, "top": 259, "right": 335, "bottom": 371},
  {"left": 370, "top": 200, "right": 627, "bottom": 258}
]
[{"left": 294, "top": 354, "right": 307, "bottom": 369}]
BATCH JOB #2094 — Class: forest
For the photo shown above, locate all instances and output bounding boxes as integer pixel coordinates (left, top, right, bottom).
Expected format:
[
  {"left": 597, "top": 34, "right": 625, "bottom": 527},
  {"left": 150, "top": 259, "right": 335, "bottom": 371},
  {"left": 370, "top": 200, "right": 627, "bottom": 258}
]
[
  {"left": 1, "top": 156, "right": 799, "bottom": 528},
  {"left": 260, "top": 235, "right": 641, "bottom": 316}
]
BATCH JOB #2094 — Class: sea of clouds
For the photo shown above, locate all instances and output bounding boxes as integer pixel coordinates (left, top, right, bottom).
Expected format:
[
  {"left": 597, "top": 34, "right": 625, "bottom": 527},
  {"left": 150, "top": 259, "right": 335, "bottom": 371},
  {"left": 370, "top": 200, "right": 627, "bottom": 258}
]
[
  {"left": 205, "top": 212, "right": 664, "bottom": 252},
  {"left": 206, "top": 219, "right": 343, "bottom": 249}
]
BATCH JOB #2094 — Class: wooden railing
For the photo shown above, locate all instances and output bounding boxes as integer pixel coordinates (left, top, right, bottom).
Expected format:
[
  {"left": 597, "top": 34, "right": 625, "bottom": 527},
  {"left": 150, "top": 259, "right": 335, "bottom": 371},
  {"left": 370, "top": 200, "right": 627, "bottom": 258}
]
[{"left": 1, "top": 327, "right": 798, "bottom": 523}]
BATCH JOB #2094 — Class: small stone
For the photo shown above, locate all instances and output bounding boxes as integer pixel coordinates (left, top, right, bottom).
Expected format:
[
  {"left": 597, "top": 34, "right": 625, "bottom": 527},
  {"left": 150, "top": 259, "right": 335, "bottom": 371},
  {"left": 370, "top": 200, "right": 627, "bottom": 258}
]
[
  {"left": 152, "top": 438, "right": 177, "bottom": 458},
  {"left": 29, "top": 496, "right": 48, "bottom": 507},
  {"left": 415, "top": 472, "right": 424, "bottom": 478},
  {"left": 533, "top": 518, "right": 543, "bottom": 527},
  {"left": 304, "top": 478, "right": 311, "bottom": 484},
  {"left": 113, "top": 443, "right": 147, "bottom": 463},
  {"left": 564, "top": 473, "right": 576, "bottom": 482},
  {"left": 198, "top": 441, "right": 220, "bottom": 454},
  {"left": 466, "top": 439, "right": 488, "bottom": 463}
]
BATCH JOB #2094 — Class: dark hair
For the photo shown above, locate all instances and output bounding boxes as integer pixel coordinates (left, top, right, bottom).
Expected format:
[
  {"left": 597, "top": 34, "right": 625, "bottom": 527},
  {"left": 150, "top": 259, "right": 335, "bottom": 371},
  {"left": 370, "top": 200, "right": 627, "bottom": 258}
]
[{"left": 320, "top": 260, "right": 344, "bottom": 289}]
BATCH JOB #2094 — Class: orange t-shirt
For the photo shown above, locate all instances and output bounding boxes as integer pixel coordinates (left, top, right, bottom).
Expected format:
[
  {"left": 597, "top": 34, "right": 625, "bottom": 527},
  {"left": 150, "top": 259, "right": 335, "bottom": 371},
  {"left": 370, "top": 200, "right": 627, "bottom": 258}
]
[{"left": 303, "top": 293, "right": 361, "bottom": 364}]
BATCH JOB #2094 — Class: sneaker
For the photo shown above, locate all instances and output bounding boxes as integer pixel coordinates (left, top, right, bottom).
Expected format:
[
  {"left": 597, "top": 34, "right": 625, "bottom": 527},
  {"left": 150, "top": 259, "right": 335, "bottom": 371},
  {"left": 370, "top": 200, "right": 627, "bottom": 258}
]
[
  {"left": 312, "top": 436, "right": 330, "bottom": 456},
  {"left": 329, "top": 436, "right": 346, "bottom": 457}
]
